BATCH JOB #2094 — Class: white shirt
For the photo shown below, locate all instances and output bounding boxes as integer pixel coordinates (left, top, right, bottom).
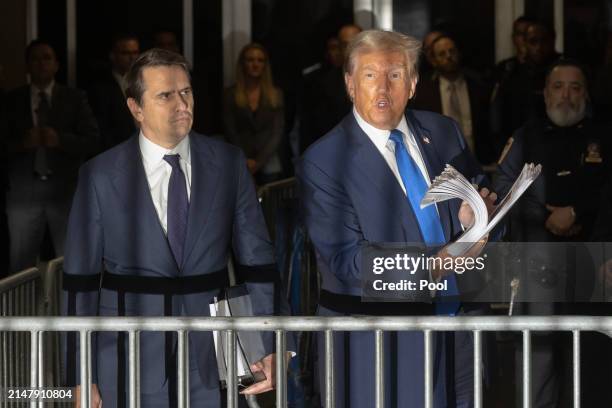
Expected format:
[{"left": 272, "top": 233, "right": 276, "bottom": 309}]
[
  {"left": 439, "top": 75, "right": 474, "bottom": 152},
  {"left": 353, "top": 109, "right": 440, "bottom": 288},
  {"left": 30, "top": 81, "right": 54, "bottom": 126},
  {"left": 139, "top": 132, "right": 192, "bottom": 234},
  {"left": 353, "top": 108, "right": 433, "bottom": 195}
]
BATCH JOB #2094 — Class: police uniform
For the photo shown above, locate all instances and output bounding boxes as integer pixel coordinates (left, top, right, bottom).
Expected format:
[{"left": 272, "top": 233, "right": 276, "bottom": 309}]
[
  {"left": 495, "top": 117, "right": 612, "bottom": 407},
  {"left": 496, "top": 117, "right": 610, "bottom": 242}
]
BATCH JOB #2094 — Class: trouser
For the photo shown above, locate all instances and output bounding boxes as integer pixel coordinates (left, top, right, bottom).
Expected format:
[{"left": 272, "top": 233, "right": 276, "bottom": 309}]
[{"left": 7, "top": 181, "right": 70, "bottom": 273}]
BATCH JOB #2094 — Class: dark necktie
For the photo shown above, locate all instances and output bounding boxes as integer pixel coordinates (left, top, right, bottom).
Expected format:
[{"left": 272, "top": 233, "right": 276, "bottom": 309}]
[
  {"left": 163, "top": 154, "right": 189, "bottom": 267},
  {"left": 389, "top": 129, "right": 460, "bottom": 315},
  {"left": 34, "top": 91, "right": 51, "bottom": 179}
]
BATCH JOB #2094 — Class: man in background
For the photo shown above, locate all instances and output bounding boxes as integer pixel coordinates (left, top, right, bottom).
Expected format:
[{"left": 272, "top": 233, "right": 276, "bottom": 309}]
[
  {"left": 4, "top": 39, "right": 98, "bottom": 273},
  {"left": 410, "top": 34, "right": 494, "bottom": 164},
  {"left": 88, "top": 34, "right": 140, "bottom": 150}
]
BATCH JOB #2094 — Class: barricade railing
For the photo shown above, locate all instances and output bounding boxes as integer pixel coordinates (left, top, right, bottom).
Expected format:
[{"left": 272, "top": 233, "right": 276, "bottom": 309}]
[
  {"left": 257, "top": 177, "right": 297, "bottom": 241},
  {"left": 1, "top": 315, "right": 608, "bottom": 408},
  {"left": 0, "top": 266, "right": 41, "bottom": 401}
]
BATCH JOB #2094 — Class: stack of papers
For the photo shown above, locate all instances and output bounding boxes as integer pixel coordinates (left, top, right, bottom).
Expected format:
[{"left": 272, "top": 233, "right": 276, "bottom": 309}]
[{"left": 421, "top": 163, "right": 542, "bottom": 255}]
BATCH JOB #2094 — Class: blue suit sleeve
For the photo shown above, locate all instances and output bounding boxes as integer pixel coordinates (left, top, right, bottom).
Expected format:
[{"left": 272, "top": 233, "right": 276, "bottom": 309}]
[
  {"left": 297, "top": 158, "right": 366, "bottom": 287},
  {"left": 61, "top": 163, "right": 103, "bottom": 385},
  {"left": 231, "top": 151, "right": 280, "bottom": 357}
]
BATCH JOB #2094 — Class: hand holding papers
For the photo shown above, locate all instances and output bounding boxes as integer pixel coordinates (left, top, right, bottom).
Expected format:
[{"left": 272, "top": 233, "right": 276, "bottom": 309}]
[{"left": 421, "top": 163, "right": 542, "bottom": 256}]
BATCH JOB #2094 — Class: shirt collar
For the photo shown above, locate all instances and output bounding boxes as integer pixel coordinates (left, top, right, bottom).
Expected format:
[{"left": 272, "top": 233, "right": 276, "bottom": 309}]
[
  {"left": 353, "top": 107, "right": 411, "bottom": 151},
  {"left": 439, "top": 74, "right": 465, "bottom": 89},
  {"left": 31, "top": 81, "right": 55, "bottom": 101},
  {"left": 112, "top": 71, "right": 128, "bottom": 94},
  {"left": 139, "top": 132, "right": 191, "bottom": 172}
]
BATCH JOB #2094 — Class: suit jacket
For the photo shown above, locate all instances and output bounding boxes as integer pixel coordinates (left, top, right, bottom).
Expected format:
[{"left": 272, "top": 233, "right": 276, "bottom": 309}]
[
  {"left": 297, "top": 110, "right": 487, "bottom": 407},
  {"left": 3, "top": 83, "right": 99, "bottom": 195},
  {"left": 410, "top": 71, "right": 495, "bottom": 164},
  {"left": 299, "top": 110, "right": 487, "bottom": 299},
  {"left": 62, "top": 133, "right": 277, "bottom": 398},
  {"left": 88, "top": 74, "right": 136, "bottom": 150}
]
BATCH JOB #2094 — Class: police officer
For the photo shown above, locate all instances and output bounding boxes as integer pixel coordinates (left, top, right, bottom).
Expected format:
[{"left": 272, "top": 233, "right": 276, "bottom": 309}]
[
  {"left": 495, "top": 59, "right": 611, "bottom": 407},
  {"left": 496, "top": 59, "right": 609, "bottom": 242}
]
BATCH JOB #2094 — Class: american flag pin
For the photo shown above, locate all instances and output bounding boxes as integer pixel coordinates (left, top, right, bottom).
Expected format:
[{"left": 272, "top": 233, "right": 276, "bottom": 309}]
[{"left": 423, "top": 136, "right": 430, "bottom": 144}]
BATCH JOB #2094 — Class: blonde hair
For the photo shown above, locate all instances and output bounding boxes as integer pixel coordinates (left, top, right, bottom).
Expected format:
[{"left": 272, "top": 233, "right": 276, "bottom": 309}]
[
  {"left": 234, "top": 43, "right": 281, "bottom": 109},
  {"left": 344, "top": 30, "right": 421, "bottom": 79}
]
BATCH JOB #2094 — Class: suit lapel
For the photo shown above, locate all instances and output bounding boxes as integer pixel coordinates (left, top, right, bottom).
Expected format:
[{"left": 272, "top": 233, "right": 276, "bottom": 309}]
[
  {"left": 49, "top": 84, "right": 62, "bottom": 124},
  {"left": 406, "top": 110, "right": 453, "bottom": 242},
  {"left": 432, "top": 75, "right": 443, "bottom": 114},
  {"left": 181, "top": 134, "right": 220, "bottom": 268},
  {"left": 111, "top": 136, "right": 178, "bottom": 272},
  {"left": 344, "top": 116, "right": 424, "bottom": 243}
]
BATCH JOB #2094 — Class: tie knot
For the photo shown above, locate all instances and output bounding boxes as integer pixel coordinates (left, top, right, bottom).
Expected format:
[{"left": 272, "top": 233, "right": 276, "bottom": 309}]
[
  {"left": 163, "top": 154, "right": 181, "bottom": 169},
  {"left": 389, "top": 129, "right": 403, "bottom": 146},
  {"left": 38, "top": 91, "right": 48, "bottom": 101}
]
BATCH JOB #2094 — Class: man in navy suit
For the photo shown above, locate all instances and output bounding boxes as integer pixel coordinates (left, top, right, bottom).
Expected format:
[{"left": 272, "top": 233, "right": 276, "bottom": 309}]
[
  {"left": 63, "top": 49, "right": 280, "bottom": 407},
  {"left": 298, "top": 30, "right": 496, "bottom": 407}
]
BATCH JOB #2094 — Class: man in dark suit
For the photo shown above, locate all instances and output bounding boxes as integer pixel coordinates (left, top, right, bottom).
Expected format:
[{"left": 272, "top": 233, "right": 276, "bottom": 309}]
[
  {"left": 88, "top": 34, "right": 140, "bottom": 151},
  {"left": 63, "top": 49, "right": 281, "bottom": 407},
  {"left": 298, "top": 30, "right": 496, "bottom": 407},
  {"left": 4, "top": 39, "right": 99, "bottom": 273},
  {"left": 299, "top": 24, "right": 362, "bottom": 153},
  {"left": 410, "top": 34, "right": 494, "bottom": 164}
]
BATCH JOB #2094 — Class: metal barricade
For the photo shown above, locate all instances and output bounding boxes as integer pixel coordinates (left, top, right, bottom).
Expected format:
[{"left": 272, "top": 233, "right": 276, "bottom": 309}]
[
  {"left": 0, "top": 315, "right": 607, "bottom": 408},
  {"left": 258, "top": 177, "right": 320, "bottom": 400},
  {"left": 0, "top": 267, "right": 41, "bottom": 405},
  {"left": 257, "top": 177, "right": 297, "bottom": 241}
]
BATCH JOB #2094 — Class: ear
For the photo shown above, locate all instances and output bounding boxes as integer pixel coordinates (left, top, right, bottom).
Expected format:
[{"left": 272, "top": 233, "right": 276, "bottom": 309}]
[
  {"left": 408, "top": 75, "right": 418, "bottom": 99},
  {"left": 345, "top": 72, "right": 355, "bottom": 102},
  {"left": 127, "top": 98, "right": 144, "bottom": 122}
]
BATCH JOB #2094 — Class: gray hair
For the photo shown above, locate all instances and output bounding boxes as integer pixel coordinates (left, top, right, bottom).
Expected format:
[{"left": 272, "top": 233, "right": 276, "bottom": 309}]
[
  {"left": 125, "top": 48, "right": 191, "bottom": 105},
  {"left": 344, "top": 30, "right": 421, "bottom": 78}
]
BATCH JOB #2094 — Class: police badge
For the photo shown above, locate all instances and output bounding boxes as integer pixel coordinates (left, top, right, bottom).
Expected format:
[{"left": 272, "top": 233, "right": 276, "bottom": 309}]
[{"left": 584, "top": 142, "right": 603, "bottom": 163}]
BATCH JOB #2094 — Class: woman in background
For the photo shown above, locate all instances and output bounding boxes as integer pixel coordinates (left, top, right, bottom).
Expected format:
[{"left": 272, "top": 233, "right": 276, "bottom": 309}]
[{"left": 223, "top": 43, "right": 284, "bottom": 185}]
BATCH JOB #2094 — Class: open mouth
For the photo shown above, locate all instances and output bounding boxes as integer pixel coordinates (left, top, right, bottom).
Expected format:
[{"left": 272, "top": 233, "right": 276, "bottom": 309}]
[{"left": 376, "top": 100, "right": 390, "bottom": 109}]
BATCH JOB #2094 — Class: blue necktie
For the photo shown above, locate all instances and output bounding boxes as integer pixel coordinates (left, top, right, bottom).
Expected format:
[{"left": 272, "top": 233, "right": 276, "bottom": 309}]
[
  {"left": 164, "top": 154, "right": 189, "bottom": 267},
  {"left": 389, "top": 129, "right": 459, "bottom": 315}
]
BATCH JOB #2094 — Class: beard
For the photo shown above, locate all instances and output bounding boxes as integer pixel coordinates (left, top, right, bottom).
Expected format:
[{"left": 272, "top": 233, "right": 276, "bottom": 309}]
[{"left": 546, "top": 100, "right": 586, "bottom": 127}]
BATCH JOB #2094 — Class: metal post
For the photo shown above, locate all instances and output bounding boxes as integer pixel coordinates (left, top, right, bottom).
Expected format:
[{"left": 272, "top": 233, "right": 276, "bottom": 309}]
[
  {"left": 573, "top": 330, "right": 580, "bottom": 408},
  {"left": 128, "top": 330, "right": 140, "bottom": 408},
  {"left": 37, "top": 331, "right": 43, "bottom": 408},
  {"left": 226, "top": 330, "right": 238, "bottom": 408},
  {"left": 29, "top": 330, "right": 39, "bottom": 408},
  {"left": 66, "top": 0, "right": 77, "bottom": 87},
  {"left": 177, "top": 330, "right": 189, "bottom": 408},
  {"left": 182, "top": 0, "right": 194, "bottom": 65},
  {"left": 275, "top": 330, "right": 287, "bottom": 408},
  {"left": 424, "top": 330, "right": 433, "bottom": 408},
  {"left": 523, "top": 330, "right": 531, "bottom": 408},
  {"left": 474, "top": 331, "right": 483, "bottom": 408},
  {"left": 80, "top": 331, "right": 91, "bottom": 408},
  {"left": 325, "top": 330, "right": 335, "bottom": 408},
  {"left": 1, "top": 293, "right": 6, "bottom": 394},
  {"left": 375, "top": 330, "right": 384, "bottom": 408}
]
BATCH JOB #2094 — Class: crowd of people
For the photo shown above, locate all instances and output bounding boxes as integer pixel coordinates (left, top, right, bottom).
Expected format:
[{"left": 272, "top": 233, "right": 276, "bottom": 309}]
[{"left": 0, "top": 15, "right": 611, "bottom": 407}]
